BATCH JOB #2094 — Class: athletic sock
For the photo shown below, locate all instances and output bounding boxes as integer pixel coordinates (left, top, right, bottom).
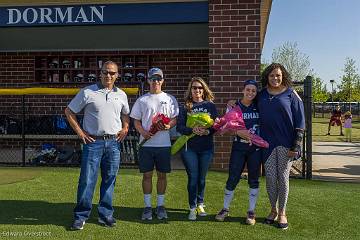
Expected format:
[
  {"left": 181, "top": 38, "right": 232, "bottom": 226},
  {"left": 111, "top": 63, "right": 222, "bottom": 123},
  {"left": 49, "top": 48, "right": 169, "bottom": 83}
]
[
  {"left": 223, "top": 188, "right": 234, "bottom": 209},
  {"left": 157, "top": 194, "right": 165, "bottom": 207},
  {"left": 248, "top": 188, "right": 259, "bottom": 212},
  {"left": 144, "top": 194, "right": 151, "bottom": 208}
]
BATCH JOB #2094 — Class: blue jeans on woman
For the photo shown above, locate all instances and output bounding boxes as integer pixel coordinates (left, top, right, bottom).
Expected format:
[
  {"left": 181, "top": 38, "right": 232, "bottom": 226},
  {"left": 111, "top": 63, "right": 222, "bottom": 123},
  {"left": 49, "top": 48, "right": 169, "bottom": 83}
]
[
  {"left": 74, "top": 139, "right": 121, "bottom": 221},
  {"left": 181, "top": 148, "right": 214, "bottom": 209}
]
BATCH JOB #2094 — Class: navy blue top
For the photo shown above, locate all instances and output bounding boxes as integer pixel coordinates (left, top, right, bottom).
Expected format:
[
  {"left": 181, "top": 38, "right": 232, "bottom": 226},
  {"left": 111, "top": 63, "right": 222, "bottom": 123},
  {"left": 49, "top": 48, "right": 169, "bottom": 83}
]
[
  {"left": 177, "top": 101, "right": 218, "bottom": 151},
  {"left": 234, "top": 100, "right": 260, "bottom": 146},
  {"left": 257, "top": 88, "right": 305, "bottom": 159}
]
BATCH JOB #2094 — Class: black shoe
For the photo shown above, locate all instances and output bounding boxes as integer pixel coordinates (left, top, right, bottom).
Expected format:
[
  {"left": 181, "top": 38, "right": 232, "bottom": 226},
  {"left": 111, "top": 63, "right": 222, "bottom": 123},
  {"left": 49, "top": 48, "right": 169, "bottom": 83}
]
[
  {"left": 327, "top": 132, "right": 330, "bottom": 135},
  {"left": 278, "top": 222, "right": 289, "bottom": 230},
  {"left": 263, "top": 218, "right": 275, "bottom": 224},
  {"left": 71, "top": 220, "right": 85, "bottom": 230},
  {"left": 277, "top": 215, "right": 288, "bottom": 230},
  {"left": 98, "top": 216, "right": 116, "bottom": 227},
  {"left": 263, "top": 211, "right": 277, "bottom": 225}
]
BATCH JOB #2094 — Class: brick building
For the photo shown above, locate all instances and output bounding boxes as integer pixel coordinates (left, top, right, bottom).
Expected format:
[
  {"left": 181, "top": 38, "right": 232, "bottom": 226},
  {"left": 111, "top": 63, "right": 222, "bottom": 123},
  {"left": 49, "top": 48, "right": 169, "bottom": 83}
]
[{"left": 0, "top": 0, "right": 272, "bottom": 168}]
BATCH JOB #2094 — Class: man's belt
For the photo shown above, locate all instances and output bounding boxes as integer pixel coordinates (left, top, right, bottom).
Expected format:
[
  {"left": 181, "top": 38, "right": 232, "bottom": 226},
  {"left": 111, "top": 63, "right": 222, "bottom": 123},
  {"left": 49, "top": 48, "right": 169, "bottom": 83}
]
[{"left": 90, "top": 134, "right": 117, "bottom": 140}]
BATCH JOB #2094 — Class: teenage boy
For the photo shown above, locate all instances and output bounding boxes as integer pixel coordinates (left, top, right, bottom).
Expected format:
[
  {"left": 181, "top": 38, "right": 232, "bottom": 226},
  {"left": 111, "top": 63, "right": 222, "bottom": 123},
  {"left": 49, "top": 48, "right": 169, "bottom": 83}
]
[{"left": 130, "top": 68, "right": 179, "bottom": 220}]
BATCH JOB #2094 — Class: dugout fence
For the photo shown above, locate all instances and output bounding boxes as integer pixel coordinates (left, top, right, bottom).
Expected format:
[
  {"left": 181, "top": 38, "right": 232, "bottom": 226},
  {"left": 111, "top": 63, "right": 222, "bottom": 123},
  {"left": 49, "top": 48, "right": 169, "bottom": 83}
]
[{"left": 0, "top": 87, "right": 140, "bottom": 166}]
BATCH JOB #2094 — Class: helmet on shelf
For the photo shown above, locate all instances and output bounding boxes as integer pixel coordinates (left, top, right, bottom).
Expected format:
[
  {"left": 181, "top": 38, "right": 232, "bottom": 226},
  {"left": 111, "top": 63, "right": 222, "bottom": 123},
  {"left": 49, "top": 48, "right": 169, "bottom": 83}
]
[
  {"left": 123, "top": 72, "right": 133, "bottom": 82},
  {"left": 136, "top": 73, "right": 146, "bottom": 82},
  {"left": 87, "top": 73, "right": 97, "bottom": 82},
  {"left": 49, "top": 59, "right": 59, "bottom": 68},
  {"left": 62, "top": 60, "right": 71, "bottom": 68},
  {"left": 74, "top": 73, "right": 84, "bottom": 82},
  {"left": 124, "top": 63, "right": 134, "bottom": 68}
]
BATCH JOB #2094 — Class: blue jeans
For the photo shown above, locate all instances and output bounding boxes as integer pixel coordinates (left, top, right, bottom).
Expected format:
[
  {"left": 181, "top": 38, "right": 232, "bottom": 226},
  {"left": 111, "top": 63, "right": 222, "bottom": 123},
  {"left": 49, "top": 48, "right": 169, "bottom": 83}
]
[
  {"left": 181, "top": 148, "right": 213, "bottom": 209},
  {"left": 74, "top": 139, "right": 121, "bottom": 221}
]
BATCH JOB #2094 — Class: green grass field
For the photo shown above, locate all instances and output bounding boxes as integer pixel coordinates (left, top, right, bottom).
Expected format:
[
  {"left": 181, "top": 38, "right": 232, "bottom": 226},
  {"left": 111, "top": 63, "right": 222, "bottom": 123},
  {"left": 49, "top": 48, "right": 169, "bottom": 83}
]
[
  {"left": 0, "top": 167, "right": 359, "bottom": 240},
  {"left": 312, "top": 117, "right": 360, "bottom": 142}
]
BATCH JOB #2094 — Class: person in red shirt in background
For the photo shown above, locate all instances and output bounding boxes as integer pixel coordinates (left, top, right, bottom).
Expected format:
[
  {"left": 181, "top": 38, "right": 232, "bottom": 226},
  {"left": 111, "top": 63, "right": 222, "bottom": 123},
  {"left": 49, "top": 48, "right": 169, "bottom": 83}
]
[{"left": 327, "top": 105, "right": 343, "bottom": 136}]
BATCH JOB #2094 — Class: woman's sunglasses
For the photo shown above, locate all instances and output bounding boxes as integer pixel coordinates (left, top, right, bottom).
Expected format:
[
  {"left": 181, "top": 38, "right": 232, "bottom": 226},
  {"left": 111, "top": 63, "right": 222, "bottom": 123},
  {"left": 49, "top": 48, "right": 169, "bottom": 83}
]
[{"left": 191, "top": 86, "right": 203, "bottom": 90}]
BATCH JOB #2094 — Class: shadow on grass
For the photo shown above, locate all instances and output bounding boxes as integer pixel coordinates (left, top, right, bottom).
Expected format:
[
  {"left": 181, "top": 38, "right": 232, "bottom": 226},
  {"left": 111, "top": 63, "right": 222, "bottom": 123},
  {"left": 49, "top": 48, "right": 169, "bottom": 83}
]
[
  {"left": 316, "top": 165, "right": 360, "bottom": 176},
  {"left": 0, "top": 201, "right": 227, "bottom": 229},
  {"left": 0, "top": 200, "right": 74, "bottom": 229}
]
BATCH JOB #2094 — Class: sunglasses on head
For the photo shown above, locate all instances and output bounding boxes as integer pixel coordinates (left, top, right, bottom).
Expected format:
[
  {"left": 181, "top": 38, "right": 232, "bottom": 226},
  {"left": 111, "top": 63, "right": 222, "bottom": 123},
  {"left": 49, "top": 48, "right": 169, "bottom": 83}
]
[
  {"left": 191, "top": 86, "right": 203, "bottom": 90},
  {"left": 149, "top": 75, "right": 163, "bottom": 81},
  {"left": 101, "top": 70, "right": 117, "bottom": 76}
]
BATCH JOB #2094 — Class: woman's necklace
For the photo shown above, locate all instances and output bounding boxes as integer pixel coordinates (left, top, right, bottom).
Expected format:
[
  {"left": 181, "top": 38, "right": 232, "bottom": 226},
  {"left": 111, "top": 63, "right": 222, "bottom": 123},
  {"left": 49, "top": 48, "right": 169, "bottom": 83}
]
[
  {"left": 267, "top": 86, "right": 287, "bottom": 101},
  {"left": 268, "top": 94, "right": 275, "bottom": 101}
]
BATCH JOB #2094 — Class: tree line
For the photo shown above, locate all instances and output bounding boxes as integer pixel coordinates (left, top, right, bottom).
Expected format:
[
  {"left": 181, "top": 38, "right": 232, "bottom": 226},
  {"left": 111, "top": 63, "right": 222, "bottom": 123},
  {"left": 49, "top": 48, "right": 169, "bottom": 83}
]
[{"left": 262, "top": 41, "right": 360, "bottom": 102}]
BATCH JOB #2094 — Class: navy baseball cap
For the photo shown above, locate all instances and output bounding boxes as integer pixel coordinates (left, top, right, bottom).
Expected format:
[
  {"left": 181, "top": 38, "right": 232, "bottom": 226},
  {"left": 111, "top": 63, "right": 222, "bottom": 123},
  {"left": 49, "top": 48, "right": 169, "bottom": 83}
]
[
  {"left": 244, "top": 79, "right": 258, "bottom": 88},
  {"left": 148, "top": 68, "right": 163, "bottom": 79}
]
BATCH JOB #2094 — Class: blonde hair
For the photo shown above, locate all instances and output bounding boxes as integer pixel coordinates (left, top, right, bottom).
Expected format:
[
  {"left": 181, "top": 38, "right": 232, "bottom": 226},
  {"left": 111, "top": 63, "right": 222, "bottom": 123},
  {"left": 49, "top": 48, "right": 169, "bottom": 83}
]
[
  {"left": 184, "top": 77, "right": 214, "bottom": 112},
  {"left": 344, "top": 111, "right": 352, "bottom": 118}
]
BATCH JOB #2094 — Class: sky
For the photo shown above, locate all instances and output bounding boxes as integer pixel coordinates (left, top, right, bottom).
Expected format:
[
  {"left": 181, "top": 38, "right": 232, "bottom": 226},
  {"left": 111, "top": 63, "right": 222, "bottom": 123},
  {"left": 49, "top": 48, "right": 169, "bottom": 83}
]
[{"left": 261, "top": 0, "right": 360, "bottom": 90}]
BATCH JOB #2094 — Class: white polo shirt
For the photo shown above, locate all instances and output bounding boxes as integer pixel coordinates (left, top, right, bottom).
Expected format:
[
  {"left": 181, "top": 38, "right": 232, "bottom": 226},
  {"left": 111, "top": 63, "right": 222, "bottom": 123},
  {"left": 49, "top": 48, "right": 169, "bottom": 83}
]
[{"left": 68, "top": 83, "right": 130, "bottom": 136}]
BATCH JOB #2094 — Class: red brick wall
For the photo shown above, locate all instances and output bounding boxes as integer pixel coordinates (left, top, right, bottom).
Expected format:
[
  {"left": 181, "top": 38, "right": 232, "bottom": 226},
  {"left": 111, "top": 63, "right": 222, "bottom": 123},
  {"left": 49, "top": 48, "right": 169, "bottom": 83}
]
[
  {"left": 209, "top": 0, "right": 261, "bottom": 169},
  {"left": 0, "top": 0, "right": 262, "bottom": 169},
  {"left": 0, "top": 50, "right": 209, "bottom": 163}
]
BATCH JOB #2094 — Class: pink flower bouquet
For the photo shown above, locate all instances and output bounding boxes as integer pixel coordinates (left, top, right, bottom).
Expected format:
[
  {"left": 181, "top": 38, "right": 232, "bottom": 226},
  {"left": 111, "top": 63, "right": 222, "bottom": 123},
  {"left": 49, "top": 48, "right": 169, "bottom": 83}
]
[{"left": 213, "top": 105, "right": 269, "bottom": 148}]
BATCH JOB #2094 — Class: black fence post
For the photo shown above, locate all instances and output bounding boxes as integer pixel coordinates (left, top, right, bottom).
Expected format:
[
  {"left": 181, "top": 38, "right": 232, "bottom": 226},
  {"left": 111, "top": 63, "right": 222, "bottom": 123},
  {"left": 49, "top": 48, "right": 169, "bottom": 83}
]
[
  {"left": 22, "top": 95, "right": 25, "bottom": 166},
  {"left": 304, "top": 76, "right": 312, "bottom": 179}
]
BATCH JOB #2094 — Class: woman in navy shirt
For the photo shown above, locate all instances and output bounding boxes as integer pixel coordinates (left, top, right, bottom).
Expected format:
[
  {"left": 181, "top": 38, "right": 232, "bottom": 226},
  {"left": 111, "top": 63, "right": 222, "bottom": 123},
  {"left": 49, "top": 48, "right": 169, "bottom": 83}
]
[
  {"left": 258, "top": 63, "right": 305, "bottom": 230},
  {"left": 177, "top": 77, "right": 218, "bottom": 221}
]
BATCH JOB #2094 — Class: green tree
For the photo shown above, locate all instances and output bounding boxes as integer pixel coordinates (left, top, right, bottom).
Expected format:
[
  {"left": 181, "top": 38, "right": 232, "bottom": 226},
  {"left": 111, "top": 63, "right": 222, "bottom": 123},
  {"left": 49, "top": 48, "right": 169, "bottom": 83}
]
[
  {"left": 260, "top": 63, "right": 268, "bottom": 75},
  {"left": 272, "top": 41, "right": 313, "bottom": 81},
  {"left": 312, "top": 76, "right": 329, "bottom": 102},
  {"left": 338, "top": 57, "right": 360, "bottom": 101}
]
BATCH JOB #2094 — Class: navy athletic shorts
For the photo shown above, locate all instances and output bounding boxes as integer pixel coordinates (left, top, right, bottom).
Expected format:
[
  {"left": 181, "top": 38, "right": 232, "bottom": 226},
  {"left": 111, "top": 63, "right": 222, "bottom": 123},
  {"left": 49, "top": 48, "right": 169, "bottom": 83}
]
[{"left": 138, "top": 147, "right": 171, "bottom": 173}]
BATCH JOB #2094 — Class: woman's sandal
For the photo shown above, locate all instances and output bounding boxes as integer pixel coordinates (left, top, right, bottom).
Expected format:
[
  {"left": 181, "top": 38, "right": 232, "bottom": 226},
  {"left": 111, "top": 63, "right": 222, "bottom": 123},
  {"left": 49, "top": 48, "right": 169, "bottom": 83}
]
[
  {"left": 263, "top": 210, "right": 278, "bottom": 224},
  {"left": 277, "top": 214, "right": 289, "bottom": 230}
]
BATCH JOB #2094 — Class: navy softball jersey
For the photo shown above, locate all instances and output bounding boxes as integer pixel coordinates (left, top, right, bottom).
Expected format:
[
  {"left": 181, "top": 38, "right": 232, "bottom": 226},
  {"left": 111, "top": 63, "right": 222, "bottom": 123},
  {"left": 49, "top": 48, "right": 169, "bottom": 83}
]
[
  {"left": 257, "top": 88, "right": 305, "bottom": 159},
  {"left": 234, "top": 100, "right": 260, "bottom": 147},
  {"left": 177, "top": 101, "right": 218, "bottom": 152}
]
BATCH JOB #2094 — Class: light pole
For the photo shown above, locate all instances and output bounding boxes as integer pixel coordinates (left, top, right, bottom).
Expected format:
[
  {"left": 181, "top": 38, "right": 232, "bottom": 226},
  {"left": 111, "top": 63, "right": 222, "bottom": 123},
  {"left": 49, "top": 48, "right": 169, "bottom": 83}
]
[{"left": 330, "top": 79, "right": 335, "bottom": 103}]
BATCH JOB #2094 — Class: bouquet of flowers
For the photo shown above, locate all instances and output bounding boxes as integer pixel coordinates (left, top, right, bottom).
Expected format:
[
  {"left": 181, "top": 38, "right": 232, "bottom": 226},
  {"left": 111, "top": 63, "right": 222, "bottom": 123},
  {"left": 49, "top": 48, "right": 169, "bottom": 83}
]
[
  {"left": 138, "top": 113, "right": 170, "bottom": 148},
  {"left": 171, "top": 112, "right": 214, "bottom": 155},
  {"left": 213, "top": 105, "right": 269, "bottom": 148}
]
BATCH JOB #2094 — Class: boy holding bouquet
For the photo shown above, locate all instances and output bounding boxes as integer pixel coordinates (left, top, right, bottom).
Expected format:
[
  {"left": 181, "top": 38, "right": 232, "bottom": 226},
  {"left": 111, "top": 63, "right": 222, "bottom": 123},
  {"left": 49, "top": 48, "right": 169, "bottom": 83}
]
[
  {"left": 215, "top": 80, "right": 262, "bottom": 225},
  {"left": 130, "top": 68, "right": 179, "bottom": 220}
]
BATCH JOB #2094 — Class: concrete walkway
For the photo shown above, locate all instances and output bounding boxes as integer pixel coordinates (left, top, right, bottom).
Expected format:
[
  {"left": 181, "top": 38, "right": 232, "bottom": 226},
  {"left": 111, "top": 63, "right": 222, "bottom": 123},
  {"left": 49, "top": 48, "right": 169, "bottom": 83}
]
[{"left": 312, "top": 141, "right": 360, "bottom": 183}]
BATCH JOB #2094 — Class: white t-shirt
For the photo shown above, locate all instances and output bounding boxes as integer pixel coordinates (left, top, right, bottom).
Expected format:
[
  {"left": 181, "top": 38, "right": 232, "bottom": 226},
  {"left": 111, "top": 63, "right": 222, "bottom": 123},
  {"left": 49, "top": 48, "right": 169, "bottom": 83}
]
[
  {"left": 68, "top": 84, "right": 130, "bottom": 136},
  {"left": 130, "top": 92, "right": 179, "bottom": 147}
]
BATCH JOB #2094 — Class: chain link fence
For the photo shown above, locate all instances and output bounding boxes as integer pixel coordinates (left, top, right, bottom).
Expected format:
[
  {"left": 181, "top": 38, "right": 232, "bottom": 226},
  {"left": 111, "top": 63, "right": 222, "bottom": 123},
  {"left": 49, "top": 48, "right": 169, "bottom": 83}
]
[
  {"left": 313, "top": 102, "right": 360, "bottom": 119},
  {"left": 0, "top": 89, "right": 140, "bottom": 166}
]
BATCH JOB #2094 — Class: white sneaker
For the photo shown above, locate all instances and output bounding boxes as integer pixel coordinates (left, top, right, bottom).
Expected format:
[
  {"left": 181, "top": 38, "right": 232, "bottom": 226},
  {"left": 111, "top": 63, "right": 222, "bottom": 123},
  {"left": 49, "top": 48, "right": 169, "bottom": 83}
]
[
  {"left": 196, "top": 204, "right": 207, "bottom": 217},
  {"left": 188, "top": 208, "right": 197, "bottom": 221}
]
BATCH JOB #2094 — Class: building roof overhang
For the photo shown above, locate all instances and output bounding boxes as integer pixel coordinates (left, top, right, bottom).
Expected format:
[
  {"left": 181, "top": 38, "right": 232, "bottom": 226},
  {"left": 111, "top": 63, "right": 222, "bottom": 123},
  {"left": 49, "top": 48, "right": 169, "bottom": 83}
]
[{"left": 0, "top": 0, "right": 272, "bottom": 50}]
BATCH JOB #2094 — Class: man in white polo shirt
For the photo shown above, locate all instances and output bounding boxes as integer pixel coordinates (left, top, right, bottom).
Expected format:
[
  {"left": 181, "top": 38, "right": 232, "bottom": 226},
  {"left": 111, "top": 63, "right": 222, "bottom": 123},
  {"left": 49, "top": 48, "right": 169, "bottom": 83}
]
[
  {"left": 65, "top": 61, "right": 130, "bottom": 230},
  {"left": 131, "top": 68, "right": 179, "bottom": 221}
]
